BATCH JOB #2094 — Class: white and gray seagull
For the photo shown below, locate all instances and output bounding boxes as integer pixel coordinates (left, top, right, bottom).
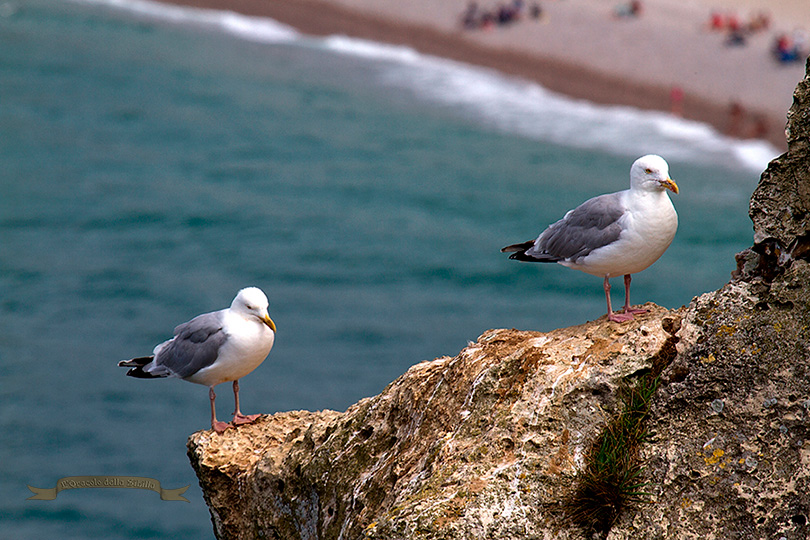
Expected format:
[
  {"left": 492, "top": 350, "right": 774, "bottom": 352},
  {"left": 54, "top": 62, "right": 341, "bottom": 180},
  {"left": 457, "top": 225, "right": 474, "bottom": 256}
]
[
  {"left": 119, "top": 287, "right": 276, "bottom": 433},
  {"left": 502, "top": 154, "right": 679, "bottom": 322}
]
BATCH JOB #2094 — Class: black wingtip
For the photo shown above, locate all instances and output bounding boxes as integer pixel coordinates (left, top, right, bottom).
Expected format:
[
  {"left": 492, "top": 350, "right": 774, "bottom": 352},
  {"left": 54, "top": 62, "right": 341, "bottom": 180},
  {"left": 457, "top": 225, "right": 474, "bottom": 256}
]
[
  {"left": 118, "top": 356, "right": 152, "bottom": 368},
  {"left": 502, "top": 242, "right": 562, "bottom": 263},
  {"left": 508, "top": 251, "right": 558, "bottom": 263},
  {"left": 501, "top": 240, "right": 536, "bottom": 253},
  {"left": 508, "top": 251, "right": 530, "bottom": 261},
  {"left": 119, "top": 356, "right": 163, "bottom": 379}
]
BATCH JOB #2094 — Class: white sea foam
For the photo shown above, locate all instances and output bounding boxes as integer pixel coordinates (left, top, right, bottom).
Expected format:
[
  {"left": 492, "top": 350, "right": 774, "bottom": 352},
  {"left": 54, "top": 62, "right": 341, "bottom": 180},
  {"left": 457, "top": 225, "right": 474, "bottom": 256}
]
[
  {"left": 322, "top": 35, "right": 421, "bottom": 64},
  {"left": 344, "top": 46, "right": 779, "bottom": 172},
  {"left": 78, "top": 0, "right": 779, "bottom": 172},
  {"left": 76, "top": 0, "right": 300, "bottom": 43}
]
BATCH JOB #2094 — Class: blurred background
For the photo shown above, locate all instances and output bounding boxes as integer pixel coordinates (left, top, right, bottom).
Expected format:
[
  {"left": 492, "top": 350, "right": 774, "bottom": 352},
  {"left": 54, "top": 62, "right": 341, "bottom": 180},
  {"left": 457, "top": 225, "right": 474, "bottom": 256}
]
[{"left": 1, "top": 1, "right": 787, "bottom": 537}]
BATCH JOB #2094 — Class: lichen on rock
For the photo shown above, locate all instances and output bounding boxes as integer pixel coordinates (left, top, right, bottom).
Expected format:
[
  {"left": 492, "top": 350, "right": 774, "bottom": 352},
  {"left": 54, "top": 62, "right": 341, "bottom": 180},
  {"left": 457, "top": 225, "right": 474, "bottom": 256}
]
[{"left": 609, "top": 266, "right": 810, "bottom": 539}]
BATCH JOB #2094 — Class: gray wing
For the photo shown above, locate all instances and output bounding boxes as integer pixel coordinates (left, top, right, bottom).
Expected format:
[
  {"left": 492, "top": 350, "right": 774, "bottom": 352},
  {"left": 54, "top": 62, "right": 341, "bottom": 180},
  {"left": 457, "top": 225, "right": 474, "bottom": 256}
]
[
  {"left": 529, "top": 192, "right": 626, "bottom": 261},
  {"left": 153, "top": 311, "right": 228, "bottom": 379}
]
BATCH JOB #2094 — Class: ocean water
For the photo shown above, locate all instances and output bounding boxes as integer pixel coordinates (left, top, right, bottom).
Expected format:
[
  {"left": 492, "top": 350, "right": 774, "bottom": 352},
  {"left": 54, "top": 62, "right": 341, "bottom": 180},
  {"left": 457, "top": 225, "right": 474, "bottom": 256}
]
[{"left": 1, "top": 0, "right": 778, "bottom": 537}]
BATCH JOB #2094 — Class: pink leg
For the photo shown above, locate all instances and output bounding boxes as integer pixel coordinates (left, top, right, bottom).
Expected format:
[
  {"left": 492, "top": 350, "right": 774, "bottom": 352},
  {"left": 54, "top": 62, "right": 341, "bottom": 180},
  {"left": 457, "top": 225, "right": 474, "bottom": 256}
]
[
  {"left": 605, "top": 275, "right": 634, "bottom": 322},
  {"left": 209, "top": 386, "right": 232, "bottom": 433},
  {"left": 231, "top": 380, "right": 261, "bottom": 426},
  {"left": 622, "top": 274, "right": 648, "bottom": 315}
]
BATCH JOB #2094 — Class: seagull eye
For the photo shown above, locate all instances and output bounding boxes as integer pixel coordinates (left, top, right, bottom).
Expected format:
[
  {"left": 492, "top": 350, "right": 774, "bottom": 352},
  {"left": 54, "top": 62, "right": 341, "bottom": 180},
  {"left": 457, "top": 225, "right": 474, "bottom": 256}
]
[{"left": 644, "top": 168, "right": 653, "bottom": 174}]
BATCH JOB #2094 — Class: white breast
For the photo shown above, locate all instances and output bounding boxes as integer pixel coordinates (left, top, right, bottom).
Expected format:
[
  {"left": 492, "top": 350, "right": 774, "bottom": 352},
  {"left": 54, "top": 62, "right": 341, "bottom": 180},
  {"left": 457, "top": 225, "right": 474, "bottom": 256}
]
[
  {"left": 568, "top": 190, "right": 678, "bottom": 278},
  {"left": 185, "top": 312, "right": 275, "bottom": 387}
]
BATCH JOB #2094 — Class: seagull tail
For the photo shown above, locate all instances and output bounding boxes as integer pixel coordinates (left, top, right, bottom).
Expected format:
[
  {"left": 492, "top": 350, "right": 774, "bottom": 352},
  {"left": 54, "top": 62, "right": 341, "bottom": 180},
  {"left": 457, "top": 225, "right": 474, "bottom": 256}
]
[
  {"left": 118, "top": 356, "right": 167, "bottom": 379},
  {"left": 501, "top": 241, "right": 561, "bottom": 263}
]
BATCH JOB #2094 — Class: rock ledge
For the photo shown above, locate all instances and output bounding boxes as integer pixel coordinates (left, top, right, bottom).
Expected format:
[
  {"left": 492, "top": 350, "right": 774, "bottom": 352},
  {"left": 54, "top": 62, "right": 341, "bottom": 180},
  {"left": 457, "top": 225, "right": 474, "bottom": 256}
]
[{"left": 189, "top": 305, "right": 680, "bottom": 539}]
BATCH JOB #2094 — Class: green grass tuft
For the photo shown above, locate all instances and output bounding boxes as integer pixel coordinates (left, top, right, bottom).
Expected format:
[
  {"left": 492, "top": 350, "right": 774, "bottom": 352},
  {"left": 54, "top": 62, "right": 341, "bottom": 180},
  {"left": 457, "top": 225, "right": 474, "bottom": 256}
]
[
  {"left": 564, "top": 322, "right": 681, "bottom": 537},
  {"left": 564, "top": 374, "right": 660, "bottom": 536}
]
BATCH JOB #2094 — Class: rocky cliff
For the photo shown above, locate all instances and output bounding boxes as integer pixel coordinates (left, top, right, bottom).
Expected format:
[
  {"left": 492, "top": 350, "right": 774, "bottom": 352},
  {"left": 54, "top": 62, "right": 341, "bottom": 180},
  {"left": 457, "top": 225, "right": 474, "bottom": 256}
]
[
  {"left": 188, "top": 59, "right": 810, "bottom": 540},
  {"left": 188, "top": 305, "right": 680, "bottom": 539}
]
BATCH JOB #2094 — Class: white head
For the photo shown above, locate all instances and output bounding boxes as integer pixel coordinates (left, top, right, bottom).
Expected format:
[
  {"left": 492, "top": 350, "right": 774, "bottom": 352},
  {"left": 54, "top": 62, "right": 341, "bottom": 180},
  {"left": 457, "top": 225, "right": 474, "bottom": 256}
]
[
  {"left": 231, "top": 287, "right": 276, "bottom": 331},
  {"left": 629, "top": 154, "right": 679, "bottom": 194}
]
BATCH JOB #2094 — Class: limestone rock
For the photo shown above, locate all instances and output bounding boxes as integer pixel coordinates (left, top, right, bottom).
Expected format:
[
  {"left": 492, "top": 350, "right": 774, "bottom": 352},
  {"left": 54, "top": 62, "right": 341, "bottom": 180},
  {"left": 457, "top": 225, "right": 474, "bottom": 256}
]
[
  {"left": 609, "top": 267, "right": 810, "bottom": 539},
  {"left": 188, "top": 305, "right": 680, "bottom": 540},
  {"left": 746, "top": 58, "right": 810, "bottom": 263}
]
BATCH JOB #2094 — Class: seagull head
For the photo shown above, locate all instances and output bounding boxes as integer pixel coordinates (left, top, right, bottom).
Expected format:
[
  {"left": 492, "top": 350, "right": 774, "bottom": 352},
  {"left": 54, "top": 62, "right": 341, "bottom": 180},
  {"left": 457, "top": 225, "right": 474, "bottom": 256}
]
[
  {"left": 630, "top": 154, "right": 679, "bottom": 194},
  {"left": 232, "top": 287, "right": 277, "bottom": 332}
]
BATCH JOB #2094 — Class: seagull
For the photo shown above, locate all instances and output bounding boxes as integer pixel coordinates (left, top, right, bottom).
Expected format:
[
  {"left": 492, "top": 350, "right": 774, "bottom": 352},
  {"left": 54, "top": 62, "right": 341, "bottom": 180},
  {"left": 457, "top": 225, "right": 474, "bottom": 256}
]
[
  {"left": 502, "top": 154, "right": 679, "bottom": 322},
  {"left": 119, "top": 287, "right": 276, "bottom": 433}
]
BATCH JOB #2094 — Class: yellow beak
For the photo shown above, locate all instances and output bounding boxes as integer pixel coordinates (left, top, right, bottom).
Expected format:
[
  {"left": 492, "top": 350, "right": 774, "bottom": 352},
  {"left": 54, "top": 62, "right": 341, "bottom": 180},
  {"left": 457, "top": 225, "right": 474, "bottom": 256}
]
[
  {"left": 263, "top": 314, "right": 277, "bottom": 332},
  {"left": 661, "top": 178, "right": 679, "bottom": 194}
]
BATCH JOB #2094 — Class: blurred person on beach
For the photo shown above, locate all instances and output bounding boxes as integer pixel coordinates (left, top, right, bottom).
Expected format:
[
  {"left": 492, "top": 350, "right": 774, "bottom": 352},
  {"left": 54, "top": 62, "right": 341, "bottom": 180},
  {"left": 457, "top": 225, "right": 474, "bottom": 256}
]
[
  {"left": 708, "top": 11, "right": 724, "bottom": 31},
  {"left": 460, "top": 0, "right": 530, "bottom": 30},
  {"left": 669, "top": 86, "right": 684, "bottom": 117},
  {"left": 461, "top": 1, "right": 480, "bottom": 29},
  {"left": 726, "top": 101, "right": 745, "bottom": 137},
  {"left": 614, "top": 0, "right": 642, "bottom": 18},
  {"left": 724, "top": 12, "right": 746, "bottom": 46},
  {"left": 708, "top": 10, "right": 769, "bottom": 35},
  {"left": 725, "top": 102, "right": 770, "bottom": 140},
  {"left": 725, "top": 27, "right": 746, "bottom": 46},
  {"left": 773, "top": 30, "right": 809, "bottom": 64},
  {"left": 747, "top": 11, "right": 770, "bottom": 33}
]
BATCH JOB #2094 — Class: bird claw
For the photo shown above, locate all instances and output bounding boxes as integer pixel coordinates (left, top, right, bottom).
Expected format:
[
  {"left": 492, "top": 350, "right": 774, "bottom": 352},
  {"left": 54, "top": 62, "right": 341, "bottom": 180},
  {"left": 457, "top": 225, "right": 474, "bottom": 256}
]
[
  {"left": 232, "top": 413, "right": 261, "bottom": 426},
  {"left": 210, "top": 414, "right": 260, "bottom": 433},
  {"left": 609, "top": 305, "right": 648, "bottom": 322},
  {"left": 608, "top": 311, "right": 636, "bottom": 322},
  {"left": 212, "top": 420, "right": 233, "bottom": 433}
]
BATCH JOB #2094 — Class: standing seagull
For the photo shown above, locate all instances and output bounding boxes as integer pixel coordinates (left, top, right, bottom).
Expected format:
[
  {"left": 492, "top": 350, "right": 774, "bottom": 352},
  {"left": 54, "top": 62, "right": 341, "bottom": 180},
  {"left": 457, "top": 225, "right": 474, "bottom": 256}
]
[
  {"left": 502, "top": 154, "right": 679, "bottom": 322},
  {"left": 119, "top": 287, "right": 276, "bottom": 433}
]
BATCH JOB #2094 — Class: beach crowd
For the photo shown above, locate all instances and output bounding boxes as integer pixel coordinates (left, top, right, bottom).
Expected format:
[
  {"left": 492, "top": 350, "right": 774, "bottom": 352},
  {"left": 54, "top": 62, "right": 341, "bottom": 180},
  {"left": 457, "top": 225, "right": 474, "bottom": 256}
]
[
  {"left": 460, "top": 1, "right": 646, "bottom": 30},
  {"left": 460, "top": 1, "right": 808, "bottom": 67},
  {"left": 460, "top": 0, "right": 543, "bottom": 30},
  {"left": 707, "top": 10, "right": 809, "bottom": 64}
]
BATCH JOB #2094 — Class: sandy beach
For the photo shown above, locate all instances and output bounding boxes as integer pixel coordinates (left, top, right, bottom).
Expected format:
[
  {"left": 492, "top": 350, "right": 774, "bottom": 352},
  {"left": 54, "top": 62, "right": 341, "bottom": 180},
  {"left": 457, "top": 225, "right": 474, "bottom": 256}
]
[{"left": 160, "top": 0, "right": 810, "bottom": 150}]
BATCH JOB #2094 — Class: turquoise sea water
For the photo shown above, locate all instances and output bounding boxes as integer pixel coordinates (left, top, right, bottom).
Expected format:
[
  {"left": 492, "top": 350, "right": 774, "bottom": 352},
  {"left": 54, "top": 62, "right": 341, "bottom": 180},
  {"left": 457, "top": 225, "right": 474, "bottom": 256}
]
[{"left": 1, "top": 0, "right": 777, "bottom": 537}]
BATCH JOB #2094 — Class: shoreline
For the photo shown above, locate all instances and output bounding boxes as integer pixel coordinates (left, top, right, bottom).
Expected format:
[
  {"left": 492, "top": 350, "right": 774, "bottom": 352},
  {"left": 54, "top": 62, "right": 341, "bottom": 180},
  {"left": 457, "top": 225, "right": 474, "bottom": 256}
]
[{"left": 160, "top": 0, "right": 802, "bottom": 150}]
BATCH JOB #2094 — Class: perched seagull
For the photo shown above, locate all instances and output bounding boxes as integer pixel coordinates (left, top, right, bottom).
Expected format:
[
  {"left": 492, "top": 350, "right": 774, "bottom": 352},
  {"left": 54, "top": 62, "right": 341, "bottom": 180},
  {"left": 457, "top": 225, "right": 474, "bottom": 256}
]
[
  {"left": 502, "top": 154, "right": 679, "bottom": 322},
  {"left": 119, "top": 287, "right": 276, "bottom": 433}
]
